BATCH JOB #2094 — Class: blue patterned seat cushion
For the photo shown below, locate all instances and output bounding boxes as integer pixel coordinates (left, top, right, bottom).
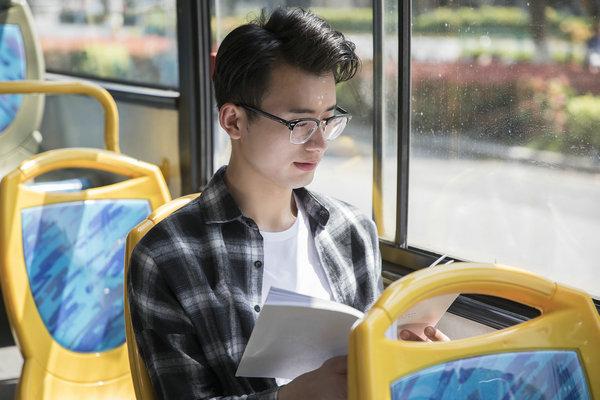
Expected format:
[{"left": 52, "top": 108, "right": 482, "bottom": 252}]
[
  {"left": 22, "top": 199, "right": 151, "bottom": 353},
  {"left": 391, "top": 350, "right": 590, "bottom": 400},
  {"left": 0, "top": 24, "right": 25, "bottom": 132}
]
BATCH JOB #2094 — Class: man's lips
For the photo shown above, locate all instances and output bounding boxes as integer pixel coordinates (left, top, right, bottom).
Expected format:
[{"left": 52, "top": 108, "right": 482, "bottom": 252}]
[{"left": 294, "top": 160, "right": 319, "bottom": 171}]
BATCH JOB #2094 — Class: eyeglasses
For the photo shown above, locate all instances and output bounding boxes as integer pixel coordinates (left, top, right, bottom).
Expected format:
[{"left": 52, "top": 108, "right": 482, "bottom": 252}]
[{"left": 238, "top": 104, "right": 352, "bottom": 145}]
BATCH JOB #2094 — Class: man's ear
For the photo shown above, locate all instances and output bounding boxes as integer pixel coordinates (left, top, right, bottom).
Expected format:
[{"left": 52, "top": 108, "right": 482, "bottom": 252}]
[{"left": 219, "top": 103, "right": 245, "bottom": 140}]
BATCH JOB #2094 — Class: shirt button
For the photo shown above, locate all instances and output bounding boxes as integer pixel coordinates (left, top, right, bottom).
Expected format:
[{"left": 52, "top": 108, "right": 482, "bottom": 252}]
[
  {"left": 254, "top": 260, "right": 262, "bottom": 268},
  {"left": 254, "top": 305, "right": 261, "bottom": 312}
]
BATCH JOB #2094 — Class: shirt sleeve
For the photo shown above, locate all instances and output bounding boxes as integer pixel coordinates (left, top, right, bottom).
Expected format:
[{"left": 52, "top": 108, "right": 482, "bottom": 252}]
[
  {"left": 127, "top": 245, "right": 278, "bottom": 400},
  {"left": 357, "top": 214, "right": 384, "bottom": 306}
]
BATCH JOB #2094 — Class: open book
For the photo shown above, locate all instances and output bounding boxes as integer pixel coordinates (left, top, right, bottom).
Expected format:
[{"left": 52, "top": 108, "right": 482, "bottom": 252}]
[{"left": 236, "top": 286, "right": 458, "bottom": 380}]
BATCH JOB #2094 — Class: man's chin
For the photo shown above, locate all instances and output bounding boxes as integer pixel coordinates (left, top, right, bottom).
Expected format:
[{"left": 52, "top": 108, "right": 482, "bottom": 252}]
[{"left": 290, "top": 171, "right": 316, "bottom": 189}]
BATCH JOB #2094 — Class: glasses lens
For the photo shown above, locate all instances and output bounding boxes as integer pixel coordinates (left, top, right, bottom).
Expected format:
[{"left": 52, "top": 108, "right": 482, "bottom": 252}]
[
  {"left": 291, "top": 120, "right": 318, "bottom": 144},
  {"left": 324, "top": 116, "right": 348, "bottom": 140}
]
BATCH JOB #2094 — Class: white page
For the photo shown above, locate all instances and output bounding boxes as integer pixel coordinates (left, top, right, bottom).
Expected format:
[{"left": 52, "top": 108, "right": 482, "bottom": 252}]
[
  {"left": 392, "top": 255, "right": 458, "bottom": 339},
  {"left": 394, "top": 292, "right": 459, "bottom": 340},
  {"left": 236, "top": 288, "right": 363, "bottom": 380}
]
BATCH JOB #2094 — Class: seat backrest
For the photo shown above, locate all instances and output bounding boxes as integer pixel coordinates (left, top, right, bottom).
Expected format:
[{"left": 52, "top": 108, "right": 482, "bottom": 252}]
[
  {"left": 0, "top": 0, "right": 45, "bottom": 177},
  {"left": 348, "top": 262, "right": 600, "bottom": 400},
  {"left": 123, "top": 193, "right": 201, "bottom": 400},
  {"left": 0, "top": 149, "right": 171, "bottom": 399},
  {"left": 0, "top": 80, "right": 171, "bottom": 399}
]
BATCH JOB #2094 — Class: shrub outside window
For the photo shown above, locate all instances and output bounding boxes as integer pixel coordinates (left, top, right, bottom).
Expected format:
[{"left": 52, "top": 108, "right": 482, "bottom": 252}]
[{"left": 29, "top": 0, "right": 178, "bottom": 88}]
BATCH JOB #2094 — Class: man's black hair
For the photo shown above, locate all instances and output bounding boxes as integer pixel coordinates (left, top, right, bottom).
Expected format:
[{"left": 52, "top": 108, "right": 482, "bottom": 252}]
[{"left": 212, "top": 7, "right": 360, "bottom": 110}]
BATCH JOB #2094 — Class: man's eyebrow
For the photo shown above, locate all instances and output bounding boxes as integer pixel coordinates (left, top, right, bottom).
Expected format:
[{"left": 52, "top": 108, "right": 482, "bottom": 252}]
[{"left": 289, "top": 104, "right": 337, "bottom": 114}]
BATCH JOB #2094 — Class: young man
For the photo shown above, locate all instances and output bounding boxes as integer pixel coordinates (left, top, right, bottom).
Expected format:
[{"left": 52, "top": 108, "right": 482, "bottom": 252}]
[{"left": 128, "top": 7, "right": 443, "bottom": 400}]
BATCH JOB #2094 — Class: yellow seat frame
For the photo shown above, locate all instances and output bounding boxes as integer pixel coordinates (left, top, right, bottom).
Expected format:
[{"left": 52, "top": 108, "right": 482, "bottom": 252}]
[
  {"left": 123, "top": 193, "right": 201, "bottom": 400},
  {"left": 348, "top": 262, "right": 600, "bottom": 400}
]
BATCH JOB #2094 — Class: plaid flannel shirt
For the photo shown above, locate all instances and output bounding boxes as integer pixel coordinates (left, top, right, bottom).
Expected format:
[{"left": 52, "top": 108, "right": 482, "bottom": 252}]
[{"left": 127, "top": 166, "right": 382, "bottom": 400}]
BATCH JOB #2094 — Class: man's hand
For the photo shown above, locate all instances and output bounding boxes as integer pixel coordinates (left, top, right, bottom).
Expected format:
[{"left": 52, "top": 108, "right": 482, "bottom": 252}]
[
  {"left": 277, "top": 327, "right": 450, "bottom": 400},
  {"left": 399, "top": 326, "right": 450, "bottom": 342},
  {"left": 277, "top": 356, "right": 347, "bottom": 400}
]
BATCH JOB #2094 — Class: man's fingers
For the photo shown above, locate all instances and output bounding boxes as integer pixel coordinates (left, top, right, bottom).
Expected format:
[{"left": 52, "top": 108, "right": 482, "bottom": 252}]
[
  {"left": 424, "top": 326, "right": 450, "bottom": 342},
  {"left": 399, "top": 327, "right": 451, "bottom": 342},
  {"left": 399, "top": 329, "right": 424, "bottom": 341}
]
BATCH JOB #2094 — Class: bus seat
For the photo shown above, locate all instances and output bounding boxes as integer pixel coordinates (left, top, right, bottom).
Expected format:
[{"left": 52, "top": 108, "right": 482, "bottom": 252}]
[
  {"left": 124, "top": 193, "right": 201, "bottom": 400},
  {"left": 0, "top": 81, "right": 171, "bottom": 399},
  {"left": 0, "top": 0, "right": 45, "bottom": 178},
  {"left": 348, "top": 262, "right": 600, "bottom": 400}
]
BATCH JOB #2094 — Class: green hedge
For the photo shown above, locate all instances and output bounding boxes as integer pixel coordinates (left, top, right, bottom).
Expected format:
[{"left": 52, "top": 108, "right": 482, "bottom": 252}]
[
  {"left": 78, "top": 44, "right": 132, "bottom": 78},
  {"left": 413, "top": 6, "right": 530, "bottom": 36},
  {"left": 216, "top": 6, "right": 591, "bottom": 40},
  {"left": 311, "top": 7, "right": 372, "bottom": 33},
  {"left": 213, "top": 8, "right": 372, "bottom": 37},
  {"left": 413, "top": 6, "right": 591, "bottom": 42},
  {"left": 43, "top": 43, "right": 178, "bottom": 87},
  {"left": 411, "top": 69, "right": 600, "bottom": 155},
  {"left": 567, "top": 95, "right": 600, "bottom": 149}
]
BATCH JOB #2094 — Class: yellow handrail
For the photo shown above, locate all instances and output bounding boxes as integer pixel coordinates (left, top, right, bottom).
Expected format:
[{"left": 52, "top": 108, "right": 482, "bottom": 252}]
[{"left": 0, "top": 80, "right": 119, "bottom": 152}]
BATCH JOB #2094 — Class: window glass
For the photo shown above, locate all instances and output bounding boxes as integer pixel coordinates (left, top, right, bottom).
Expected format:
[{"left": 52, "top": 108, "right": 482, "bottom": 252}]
[
  {"left": 29, "top": 0, "right": 178, "bottom": 88},
  {"left": 212, "top": 0, "right": 374, "bottom": 218},
  {"left": 409, "top": 1, "right": 600, "bottom": 297}
]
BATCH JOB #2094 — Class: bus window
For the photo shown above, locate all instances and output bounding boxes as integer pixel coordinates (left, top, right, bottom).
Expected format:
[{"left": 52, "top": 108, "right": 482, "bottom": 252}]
[
  {"left": 211, "top": 0, "right": 374, "bottom": 220},
  {"left": 212, "top": 1, "right": 600, "bottom": 301},
  {"left": 408, "top": 1, "right": 600, "bottom": 298},
  {"left": 28, "top": 0, "right": 178, "bottom": 88}
]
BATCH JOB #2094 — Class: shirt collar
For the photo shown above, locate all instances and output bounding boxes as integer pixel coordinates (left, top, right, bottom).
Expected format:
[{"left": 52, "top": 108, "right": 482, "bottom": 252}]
[
  {"left": 198, "top": 166, "right": 244, "bottom": 224},
  {"left": 198, "top": 165, "right": 330, "bottom": 228},
  {"left": 293, "top": 187, "right": 330, "bottom": 228}
]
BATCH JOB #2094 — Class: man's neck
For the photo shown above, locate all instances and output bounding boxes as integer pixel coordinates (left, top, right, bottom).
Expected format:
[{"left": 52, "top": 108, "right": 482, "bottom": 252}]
[{"left": 224, "top": 164, "right": 297, "bottom": 232}]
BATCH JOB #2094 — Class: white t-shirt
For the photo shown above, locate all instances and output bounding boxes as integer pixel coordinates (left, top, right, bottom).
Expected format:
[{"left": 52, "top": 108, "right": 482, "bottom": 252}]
[
  {"left": 260, "top": 196, "right": 333, "bottom": 306},
  {"left": 260, "top": 197, "right": 334, "bottom": 385}
]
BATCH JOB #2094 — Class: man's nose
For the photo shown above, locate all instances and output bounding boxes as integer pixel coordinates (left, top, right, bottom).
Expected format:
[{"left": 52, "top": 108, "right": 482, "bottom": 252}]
[{"left": 305, "top": 124, "right": 328, "bottom": 151}]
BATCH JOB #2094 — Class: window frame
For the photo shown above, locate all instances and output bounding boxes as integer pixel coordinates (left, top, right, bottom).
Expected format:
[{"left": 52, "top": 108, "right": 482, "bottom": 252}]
[{"left": 176, "top": 0, "right": 214, "bottom": 194}]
